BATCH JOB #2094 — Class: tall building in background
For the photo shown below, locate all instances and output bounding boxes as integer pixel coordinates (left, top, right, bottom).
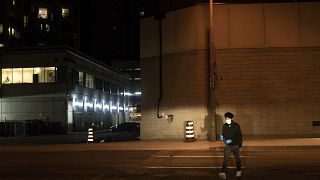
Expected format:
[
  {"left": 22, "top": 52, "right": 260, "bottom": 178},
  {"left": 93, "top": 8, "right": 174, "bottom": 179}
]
[
  {"left": 80, "top": 0, "right": 139, "bottom": 63},
  {"left": 0, "top": 0, "right": 80, "bottom": 49}
]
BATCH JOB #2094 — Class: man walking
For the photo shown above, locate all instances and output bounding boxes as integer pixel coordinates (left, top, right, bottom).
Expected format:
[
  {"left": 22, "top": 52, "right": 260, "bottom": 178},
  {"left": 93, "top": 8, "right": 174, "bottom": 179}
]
[{"left": 219, "top": 112, "right": 243, "bottom": 179}]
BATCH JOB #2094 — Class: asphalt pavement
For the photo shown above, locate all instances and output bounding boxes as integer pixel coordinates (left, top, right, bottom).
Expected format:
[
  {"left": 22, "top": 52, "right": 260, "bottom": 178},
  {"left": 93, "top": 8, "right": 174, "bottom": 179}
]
[
  {"left": 1, "top": 134, "right": 320, "bottom": 180},
  {"left": 1, "top": 131, "right": 320, "bottom": 152}
]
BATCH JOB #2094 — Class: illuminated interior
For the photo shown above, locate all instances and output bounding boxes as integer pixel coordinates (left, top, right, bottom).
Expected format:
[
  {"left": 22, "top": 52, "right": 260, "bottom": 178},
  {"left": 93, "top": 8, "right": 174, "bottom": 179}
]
[
  {"left": 85, "top": 74, "right": 94, "bottom": 88},
  {"left": 24, "top": 16, "right": 28, "bottom": 27},
  {"left": 1, "top": 67, "right": 56, "bottom": 84},
  {"left": 62, "top": 8, "right": 70, "bottom": 18},
  {"left": 78, "top": 71, "right": 84, "bottom": 86},
  {"left": 0, "top": 24, "right": 3, "bottom": 34},
  {"left": 8, "top": 27, "right": 20, "bottom": 38},
  {"left": 38, "top": 8, "right": 48, "bottom": 19}
]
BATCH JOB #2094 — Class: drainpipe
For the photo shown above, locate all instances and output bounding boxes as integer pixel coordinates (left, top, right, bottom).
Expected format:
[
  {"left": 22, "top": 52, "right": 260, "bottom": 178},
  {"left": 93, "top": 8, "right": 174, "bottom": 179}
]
[
  {"left": 157, "top": 17, "right": 163, "bottom": 119},
  {"left": 155, "top": 1, "right": 164, "bottom": 119},
  {"left": 209, "top": 0, "right": 217, "bottom": 140}
]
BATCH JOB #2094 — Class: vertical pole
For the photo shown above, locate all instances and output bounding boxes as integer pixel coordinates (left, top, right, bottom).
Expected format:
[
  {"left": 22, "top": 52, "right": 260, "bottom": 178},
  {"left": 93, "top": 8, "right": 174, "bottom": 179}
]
[
  {"left": 209, "top": 0, "right": 217, "bottom": 141},
  {"left": 4, "top": 117, "right": 6, "bottom": 137},
  {"left": 14, "top": 121, "right": 16, "bottom": 137}
]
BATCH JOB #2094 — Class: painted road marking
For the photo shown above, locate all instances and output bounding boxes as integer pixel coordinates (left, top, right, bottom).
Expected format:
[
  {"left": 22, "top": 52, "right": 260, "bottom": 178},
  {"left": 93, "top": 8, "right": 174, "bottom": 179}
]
[
  {"left": 146, "top": 166, "right": 245, "bottom": 169},
  {"left": 154, "top": 155, "right": 248, "bottom": 158}
]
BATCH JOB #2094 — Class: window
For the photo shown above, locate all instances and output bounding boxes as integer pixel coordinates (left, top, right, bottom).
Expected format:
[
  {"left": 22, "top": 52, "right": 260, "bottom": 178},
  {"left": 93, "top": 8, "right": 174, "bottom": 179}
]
[
  {"left": 32, "top": 67, "right": 56, "bottom": 83},
  {"left": 86, "top": 74, "right": 94, "bottom": 89},
  {"left": 33, "top": 67, "right": 44, "bottom": 83},
  {"left": 2, "top": 69, "right": 12, "bottom": 84},
  {"left": 24, "top": 16, "right": 28, "bottom": 28},
  {"left": 0, "top": 24, "right": 3, "bottom": 34},
  {"left": 95, "top": 78, "right": 103, "bottom": 90},
  {"left": 110, "top": 83, "right": 118, "bottom": 94},
  {"left": 8, "top": 27, "right": 20, "bottom": 38},
  {"left": 23, "top": 68, "right": 33, "bottom": 83},
  {"left": 44, "top": 67, "right": 56, "bottom": 82},
  {"left": 12, "top": 0, "right": 15, "bottom": 6},
  {"left": 12, "top": 68, "right": 22, "bottom": 83},
  {"left": 62, "top": 7, "right": 70, "bottom": 18},
  {"left": 38, "top": 8, "right": 48, "bottom": 19},
  {"left": 2, "top": 67, "right": 57, "bottom": 84},
  {"left": 0, "top": 44, "right": 4, "bottom": 48},
  {"left": 78, "top": 71, "right": 84, "bottom": 86},
  {"left": 8, "top": 27, "right": 14, "bottom": 37},
  {"left": 40, "top": 24, "right": 50, "bottom": 31},
  {"left": 46, "top": 24, "right": 50, "bottom": 31},
  {"left": 104, "top": 81, "right": 110, "bottom": 93}
]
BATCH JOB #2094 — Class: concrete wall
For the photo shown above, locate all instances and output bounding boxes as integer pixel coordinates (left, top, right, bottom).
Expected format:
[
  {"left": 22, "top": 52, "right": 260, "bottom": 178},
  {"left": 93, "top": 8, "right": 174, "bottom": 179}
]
[
  {"left": 140, "top": 2, "right": 320, "bottom": 139},
  {"left": 214, "top": 2, "right": 320, "bottom": 48}
]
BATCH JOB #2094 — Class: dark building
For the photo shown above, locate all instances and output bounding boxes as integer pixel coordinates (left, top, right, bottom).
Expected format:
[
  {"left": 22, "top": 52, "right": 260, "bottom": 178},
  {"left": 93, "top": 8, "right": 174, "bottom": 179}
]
[
  {"left": 80, "top": 0, "right": 139, "bottom": 63},
  {"left": 0, "top": 0, "right": 80, "bottom": 49},
  {"left": 79, "top": 0, "right": 142, "bottom": 119}
]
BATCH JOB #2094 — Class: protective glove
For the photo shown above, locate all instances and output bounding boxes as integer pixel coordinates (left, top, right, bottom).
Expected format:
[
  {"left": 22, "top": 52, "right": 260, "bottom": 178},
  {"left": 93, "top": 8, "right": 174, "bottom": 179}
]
[
  {"left": 219, "top": 134, "right": 224, "bottom": 141},
  {"left": 225, "top": 139, "right": 232, "bottom": 144}
]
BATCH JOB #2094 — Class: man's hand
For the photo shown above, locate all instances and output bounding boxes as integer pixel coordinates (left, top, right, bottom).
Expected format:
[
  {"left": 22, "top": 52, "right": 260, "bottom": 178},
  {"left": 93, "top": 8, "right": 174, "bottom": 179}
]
[
  {"left": 225, "top": 139, "right": 232, "bottom": 144},
  {"left": 219, "top": 134, "right": 224, "bottom": 141}
]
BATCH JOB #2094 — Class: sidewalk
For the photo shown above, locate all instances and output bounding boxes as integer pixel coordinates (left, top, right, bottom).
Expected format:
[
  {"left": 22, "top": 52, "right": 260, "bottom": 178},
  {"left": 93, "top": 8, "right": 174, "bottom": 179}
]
[{"left": 1, "top": 135, "right": 320, "bottom": 152}]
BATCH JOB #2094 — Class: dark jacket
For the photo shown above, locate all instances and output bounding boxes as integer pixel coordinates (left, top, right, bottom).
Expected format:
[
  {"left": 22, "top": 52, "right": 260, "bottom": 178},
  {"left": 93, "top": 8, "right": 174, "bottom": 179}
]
[{"left": 222, "top": 121, "right": 243, "bottom": 147}]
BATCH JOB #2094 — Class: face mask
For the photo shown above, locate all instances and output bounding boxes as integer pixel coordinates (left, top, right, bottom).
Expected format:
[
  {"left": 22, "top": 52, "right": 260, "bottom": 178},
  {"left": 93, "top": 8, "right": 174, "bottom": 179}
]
[{"left": 226, "top": 118, "right": 232, "bottom": 124}]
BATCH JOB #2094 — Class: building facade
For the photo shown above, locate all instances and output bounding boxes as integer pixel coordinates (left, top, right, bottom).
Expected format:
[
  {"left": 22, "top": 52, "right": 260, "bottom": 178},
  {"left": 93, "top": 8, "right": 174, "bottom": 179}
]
[
  {"left": 0, "top": 47, "right": 130, "bottom": 136},
  {"left": 140, "top": 2, "right": 320, "bottom": 139},
  {"left": 0, "top": 0, "right": 80, "bottom": 49}
]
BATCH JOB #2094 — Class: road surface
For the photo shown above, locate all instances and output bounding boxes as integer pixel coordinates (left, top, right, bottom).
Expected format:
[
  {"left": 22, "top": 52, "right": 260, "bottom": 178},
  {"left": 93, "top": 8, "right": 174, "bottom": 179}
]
[{"left": 0, "top": 146, "right": 320, "bottom": 179}]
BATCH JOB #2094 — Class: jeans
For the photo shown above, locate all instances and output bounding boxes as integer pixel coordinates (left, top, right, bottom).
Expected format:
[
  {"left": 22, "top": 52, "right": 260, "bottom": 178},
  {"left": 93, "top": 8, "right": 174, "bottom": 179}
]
[{"left": 222, "top": 145, "right": 241, "bottom": 173}]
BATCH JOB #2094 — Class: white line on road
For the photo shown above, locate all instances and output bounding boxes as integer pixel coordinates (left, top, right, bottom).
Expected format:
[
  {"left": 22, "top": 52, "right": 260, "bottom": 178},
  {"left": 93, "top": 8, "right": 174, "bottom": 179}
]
[
  {"left": 146, "top": 166, "right": 245, "bottom": 169},
  {"left": 154, "top": 155, "right": 248, "bottom": 158}
]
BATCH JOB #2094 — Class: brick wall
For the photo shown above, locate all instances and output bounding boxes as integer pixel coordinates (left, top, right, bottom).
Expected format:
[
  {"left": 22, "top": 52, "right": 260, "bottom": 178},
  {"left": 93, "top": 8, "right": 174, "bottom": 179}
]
[
  {"left": 215, "top": 48, "right": 320, "bottom": 137},
  {"left": 141, "top": 50, "right": 210, "bottom": 139},
  {"left": 140, "top": 3, "right": 320, "bottom": 139}
]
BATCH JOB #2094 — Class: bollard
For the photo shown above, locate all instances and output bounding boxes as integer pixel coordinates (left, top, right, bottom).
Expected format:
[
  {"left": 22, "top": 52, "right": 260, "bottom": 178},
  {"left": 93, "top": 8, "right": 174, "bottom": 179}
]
[
  {"left": 87, "top": 127, "right": 94, "bottom": 143},
  {"left": 185, "top": 121, "right": 195, "bottom": 142}
]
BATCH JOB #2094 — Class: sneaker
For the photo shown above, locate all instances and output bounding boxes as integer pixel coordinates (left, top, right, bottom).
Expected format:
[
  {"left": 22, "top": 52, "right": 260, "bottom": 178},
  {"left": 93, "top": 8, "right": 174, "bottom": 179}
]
[
  {"left": 236, "top": 171, "right": 242, "bottom": 177},
  {"left": 219, "top": 172, "right": 226, "bottom": 179}
]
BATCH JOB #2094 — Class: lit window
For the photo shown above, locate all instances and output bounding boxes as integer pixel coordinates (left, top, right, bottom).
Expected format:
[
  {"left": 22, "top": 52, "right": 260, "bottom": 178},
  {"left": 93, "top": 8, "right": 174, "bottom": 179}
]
[
  {"left": 62, "top": 8, "right": 70, "bottom": 18},
  {"left": 86, "top": 74, "right": 94, "bottom": 89},
  {"left": 0, "top": 24, "right": 3, "bottom": 34},
  {"left": 12, "top": 68, "right": 23, "bottom": 83},
  {"left": 2, "top": 69, "right": 13, "bottom": 84},
  {"left": 8, "top": 27, "right": 20, "bottom": 38},
  {"left": 41, "top": 24, "right": 50, "bottom": 31},
  {"left": 78, "top": 71, "right": 84, "bottom": 86},
  {"left": 38, "top": 8, "right": 48, "bottom": 19},
  {"left": 23, "top": 68, "right": 33, "bottom": 83},
  {"left": 8, "top": 27, "right": 14, "bottom": 36},
  {"left": 46, "top": 24, "right": 50, "bottom": 31},
  {"left": 0, "top": 44, "right": 4, "bottom": 48},
  {"left": 44, "top": 67, "right": 56, "bottom": 82},
  {"left": 12, "top": 0, "right": 15, "bottom": 6},
  {"left": 24, "top": 16, "right": 28, "bottom": 28},
  {"left": 33, "top": 67, "right": 45, "bottom": 83}
]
